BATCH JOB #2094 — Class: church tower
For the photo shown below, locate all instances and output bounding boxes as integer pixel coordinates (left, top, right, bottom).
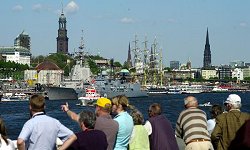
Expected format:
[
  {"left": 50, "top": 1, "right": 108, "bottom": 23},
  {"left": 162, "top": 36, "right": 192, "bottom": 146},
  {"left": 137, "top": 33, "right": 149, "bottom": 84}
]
[
  {"left": 203, "top": 28, "right": 211, "bottom": 68},
  {"left": 56, "top": 8, "right": 68, "bottom": 54},
  {"left": 127, "top": 42, "right": 133, "bottom": 68}
]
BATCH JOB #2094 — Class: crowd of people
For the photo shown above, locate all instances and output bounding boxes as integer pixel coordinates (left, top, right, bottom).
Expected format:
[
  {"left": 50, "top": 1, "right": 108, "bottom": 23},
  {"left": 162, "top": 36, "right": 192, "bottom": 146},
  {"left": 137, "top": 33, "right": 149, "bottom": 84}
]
[{"left": 0, "top": 93, "right": 250, "bottom": 150}]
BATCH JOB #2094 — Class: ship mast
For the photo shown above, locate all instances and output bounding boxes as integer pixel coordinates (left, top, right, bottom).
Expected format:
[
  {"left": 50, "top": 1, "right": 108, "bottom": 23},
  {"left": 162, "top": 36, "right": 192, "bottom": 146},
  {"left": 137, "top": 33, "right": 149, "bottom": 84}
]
[
  {"left": 151, "top": 37, "right": 159, "bottom": 86},
  {"left": 159, "top": 47, "right": 163, "bottom": 87},
  {"left": 132, "top": 34, "right": 142, "bottom": 75},
  {"left": 77, "top": 30, "right": 85, "bottom": 67},
  {"left": 142, "top": 36, "right": 149, "bottom": 86}
]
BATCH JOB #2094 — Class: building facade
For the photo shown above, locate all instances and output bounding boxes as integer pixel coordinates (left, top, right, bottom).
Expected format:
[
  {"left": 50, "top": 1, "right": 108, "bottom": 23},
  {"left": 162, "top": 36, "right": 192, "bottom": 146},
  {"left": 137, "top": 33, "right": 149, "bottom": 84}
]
[
  {"left": 242, "top": 67, "right": 250, "bottom": 79},
  {"left": 56, "top": 10, "right": 69, "bottom": 54},
  {"left": 232, "top": 68, "right": 243, "bottom": 81},
  {"left": 170, "top": 61, "right": 180, "bottom": 69},
  {"left": 218, "top": 65, "right": 232, "bottom": 79},
  {"left": 14, "top": 31, "right": 31, "bottom": 50},
  {"left": 201, "top": 69, "right": 217, "bottom": 80},
  {"left": 0, "top": 30, "right": 31, "bottom": 66},
  {"left": 229, "top": 61, "right": 244, "bottom": 68},
  {"left": 24, "top": 61, "right": 63, "bottom": 86}
]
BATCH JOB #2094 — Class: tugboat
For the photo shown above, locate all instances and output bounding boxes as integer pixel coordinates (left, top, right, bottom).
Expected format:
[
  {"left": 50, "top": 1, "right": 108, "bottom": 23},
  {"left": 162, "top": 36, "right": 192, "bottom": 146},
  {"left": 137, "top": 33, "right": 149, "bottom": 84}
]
[{"left": 77, "top": 87, "right": 101, "bottom": 106}]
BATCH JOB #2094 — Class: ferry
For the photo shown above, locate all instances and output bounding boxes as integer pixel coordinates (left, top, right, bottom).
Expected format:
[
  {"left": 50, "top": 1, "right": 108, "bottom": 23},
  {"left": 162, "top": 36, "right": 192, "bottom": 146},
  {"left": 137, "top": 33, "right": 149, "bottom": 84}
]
[
  {"left": 179, "top": 84, "right": 204, "bottom": 94},
  {"left": 147, "top": 86, "right": 167, "bottom": 95},
  {"left": 1, "top": 93, "right": 29, "bottom": 102},
  {"left": 167, "top": 87, "right": 182, "bottom": 94}
]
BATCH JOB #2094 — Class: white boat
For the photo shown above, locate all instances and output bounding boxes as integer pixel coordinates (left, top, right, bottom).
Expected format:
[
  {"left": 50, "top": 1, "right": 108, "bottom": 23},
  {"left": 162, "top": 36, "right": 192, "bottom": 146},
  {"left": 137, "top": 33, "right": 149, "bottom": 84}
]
[
  {"left": 211, "top": 86, "right": 228, "bottom": 92},
  {"left": 199, "top": 102, "right": 212, "bottom": 107},
  {"left": 1, "top": 93, "right": 29, "bottom": 102},
  {"left": 77, "top": 87, "right": 101, "bottom": 106},
  {"left": 180, "top": 84, "right": 204, "bottom": 94},
  {"left": 167, "top": 86, "right": 182, "bottom": 94},
  {"left": 147, "top": 86, "right": 167, "bottom": 94}
]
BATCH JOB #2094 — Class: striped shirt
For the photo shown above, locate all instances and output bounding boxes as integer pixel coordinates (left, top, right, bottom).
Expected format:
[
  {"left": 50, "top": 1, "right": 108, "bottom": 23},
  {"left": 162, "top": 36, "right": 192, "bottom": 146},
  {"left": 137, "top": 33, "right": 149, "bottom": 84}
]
[{"left": 175, "top": 107, "right": 210, "bottom": 144}]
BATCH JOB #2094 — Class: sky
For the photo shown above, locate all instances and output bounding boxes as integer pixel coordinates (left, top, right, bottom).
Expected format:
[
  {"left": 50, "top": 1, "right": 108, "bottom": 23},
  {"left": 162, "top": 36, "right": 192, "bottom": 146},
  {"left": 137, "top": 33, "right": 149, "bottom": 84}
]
[{"left": 1, "top": 0, "right": 250, "bottom": 68}]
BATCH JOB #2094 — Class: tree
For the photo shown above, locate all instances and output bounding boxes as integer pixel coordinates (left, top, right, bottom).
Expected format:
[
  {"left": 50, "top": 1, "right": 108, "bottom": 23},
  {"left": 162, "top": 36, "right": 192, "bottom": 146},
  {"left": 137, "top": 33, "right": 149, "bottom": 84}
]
[
  {"left": 88, "top": 58, "right": 100, "bottom": 75},
  {"left": 0, "top": 60, "right": 29, "bottom": 79},
  {"left": 114, "top": 61, "right": 122, "bottom": 67}
]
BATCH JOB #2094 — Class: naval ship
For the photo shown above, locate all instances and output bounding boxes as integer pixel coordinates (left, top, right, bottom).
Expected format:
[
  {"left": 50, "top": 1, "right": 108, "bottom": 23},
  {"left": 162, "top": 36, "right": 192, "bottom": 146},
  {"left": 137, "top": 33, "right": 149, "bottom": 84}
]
[
  {"left": 41, "top": 32, "right": 91, "bottom": 100},
  {"left": 93, "top": 72, "right": 148, "bottom": 99}
]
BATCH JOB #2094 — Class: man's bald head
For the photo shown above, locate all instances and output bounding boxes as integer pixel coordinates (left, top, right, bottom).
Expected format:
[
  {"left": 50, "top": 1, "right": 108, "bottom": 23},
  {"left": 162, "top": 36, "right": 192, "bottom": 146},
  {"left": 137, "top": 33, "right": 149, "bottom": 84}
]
[{"left": 184, "top": 96, "right": 198, "bottom": 108}]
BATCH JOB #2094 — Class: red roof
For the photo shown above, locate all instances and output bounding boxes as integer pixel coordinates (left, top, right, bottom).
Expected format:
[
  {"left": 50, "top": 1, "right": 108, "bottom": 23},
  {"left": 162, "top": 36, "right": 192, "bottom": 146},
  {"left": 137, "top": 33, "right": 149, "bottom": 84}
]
[{"left": 35, "top": 60, "right": 61, "bottom": 71}]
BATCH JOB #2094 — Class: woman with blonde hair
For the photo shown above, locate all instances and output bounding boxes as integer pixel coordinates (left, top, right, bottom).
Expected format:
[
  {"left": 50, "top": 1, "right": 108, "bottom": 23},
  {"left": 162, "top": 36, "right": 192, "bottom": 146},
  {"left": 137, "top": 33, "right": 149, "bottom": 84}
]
[
  {"left": 0, "top": 117, "right": 15, "bottom": 150},
  {"left": 111, "top": 95, "right": 134, "bottom": 150}
]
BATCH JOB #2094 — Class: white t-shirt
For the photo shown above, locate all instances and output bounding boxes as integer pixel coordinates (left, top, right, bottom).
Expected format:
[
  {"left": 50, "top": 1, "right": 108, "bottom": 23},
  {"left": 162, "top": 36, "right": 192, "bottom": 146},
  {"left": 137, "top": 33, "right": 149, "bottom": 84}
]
[
  {"left": 144, "top": 120, "right": 152, "bottom": 135},
  {"left": 0, "top": 135, "right": 15, "bottom": 150},
  {"left": 207, "top": 118, "right": 216, "bottom": 135}
]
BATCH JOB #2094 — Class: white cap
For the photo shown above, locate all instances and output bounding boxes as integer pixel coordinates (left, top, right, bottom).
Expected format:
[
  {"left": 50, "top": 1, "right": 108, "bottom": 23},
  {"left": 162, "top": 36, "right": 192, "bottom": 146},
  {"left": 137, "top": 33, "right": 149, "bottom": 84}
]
[{"left": 224, "top": 94, "right": 241, "bottom": 105}]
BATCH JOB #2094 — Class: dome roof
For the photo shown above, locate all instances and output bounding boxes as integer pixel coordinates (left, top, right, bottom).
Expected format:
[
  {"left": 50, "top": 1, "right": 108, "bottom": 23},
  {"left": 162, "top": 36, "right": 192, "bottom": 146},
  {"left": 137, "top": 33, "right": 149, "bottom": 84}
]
[
  {"left": 35, "top": 60, "right": 61, "bottom": 71},
  {"left": 59, "top": 13, "right": 66, "bottom": 20},
  {"left": 120, "top": 69, "right": 129, "bottom": 73}
]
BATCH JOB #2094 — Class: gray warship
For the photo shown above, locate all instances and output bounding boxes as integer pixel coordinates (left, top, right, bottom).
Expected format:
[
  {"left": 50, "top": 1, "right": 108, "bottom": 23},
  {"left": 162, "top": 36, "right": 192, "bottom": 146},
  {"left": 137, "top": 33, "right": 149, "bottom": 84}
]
[
  {"left": 93, "top": 72, "right": 148, "bottom": 99},
  {"left": 40, "top": 32, "right": 91, "bottom": 100}
]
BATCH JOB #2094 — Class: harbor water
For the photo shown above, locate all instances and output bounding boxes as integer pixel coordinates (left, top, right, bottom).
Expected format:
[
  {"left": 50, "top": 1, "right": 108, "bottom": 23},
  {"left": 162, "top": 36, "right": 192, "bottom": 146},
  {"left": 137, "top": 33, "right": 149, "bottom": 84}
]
[{"left": 1, "top": 92, "right": 250, "bottom": 140}]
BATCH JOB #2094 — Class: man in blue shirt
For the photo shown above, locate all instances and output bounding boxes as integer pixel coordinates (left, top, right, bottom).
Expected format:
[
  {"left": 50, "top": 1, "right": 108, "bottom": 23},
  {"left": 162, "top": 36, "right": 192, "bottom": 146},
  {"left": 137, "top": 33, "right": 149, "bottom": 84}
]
[{"left": 17, "top": 94, "right": 76, "bottom": 150}]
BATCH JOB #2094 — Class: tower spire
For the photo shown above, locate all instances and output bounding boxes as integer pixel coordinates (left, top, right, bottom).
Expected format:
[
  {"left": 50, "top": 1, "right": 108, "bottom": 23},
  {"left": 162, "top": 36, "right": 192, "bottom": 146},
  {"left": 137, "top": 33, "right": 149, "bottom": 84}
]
[
  {"left": 127, "top": 42, "right": 132, "bottom": 68},
  {"left": 57, "top": 2, "right": 68, "bottom": 54},
  {"left": 203, "top": 28, "right": 211, "bottom": 68},
  {"left": 61, "top": 1, "right": 64, "bottom": 14},
  {"left": 206, "top": 28, "right": 209, "bottom": 45}
]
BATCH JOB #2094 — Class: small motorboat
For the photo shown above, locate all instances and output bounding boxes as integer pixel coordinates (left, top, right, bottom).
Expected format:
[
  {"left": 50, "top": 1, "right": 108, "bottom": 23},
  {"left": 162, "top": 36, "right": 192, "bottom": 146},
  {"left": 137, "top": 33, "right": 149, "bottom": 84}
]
[
  {"left": 199, "top": 102, "right": 212, "bottom": 107},
  {"left": 77, "top": 87, "right": 101, "bottom": 106}
]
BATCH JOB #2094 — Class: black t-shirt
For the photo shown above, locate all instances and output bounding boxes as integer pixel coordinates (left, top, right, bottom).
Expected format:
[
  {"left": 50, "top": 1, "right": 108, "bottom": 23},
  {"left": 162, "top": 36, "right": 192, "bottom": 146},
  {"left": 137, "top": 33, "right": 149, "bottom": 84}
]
[{"left": 67, "top": 130, "right": 108, "bottom": 150}]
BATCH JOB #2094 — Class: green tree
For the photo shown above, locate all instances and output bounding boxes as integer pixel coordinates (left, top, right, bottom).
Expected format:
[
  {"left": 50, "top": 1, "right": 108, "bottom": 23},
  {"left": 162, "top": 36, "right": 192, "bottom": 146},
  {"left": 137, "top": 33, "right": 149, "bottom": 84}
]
[
  {"left": 88, "top": 58, "right": 100, "bottom": 75},
  {"left": 114, "top": 61, "right": 122, "bottom": 67}
]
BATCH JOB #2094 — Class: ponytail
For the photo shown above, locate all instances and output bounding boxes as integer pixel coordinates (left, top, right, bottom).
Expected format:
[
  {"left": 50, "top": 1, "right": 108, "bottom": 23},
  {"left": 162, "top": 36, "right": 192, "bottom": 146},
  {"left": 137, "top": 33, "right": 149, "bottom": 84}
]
[{"left": 0, "top": 118, "right": 9, "bottom": 145}]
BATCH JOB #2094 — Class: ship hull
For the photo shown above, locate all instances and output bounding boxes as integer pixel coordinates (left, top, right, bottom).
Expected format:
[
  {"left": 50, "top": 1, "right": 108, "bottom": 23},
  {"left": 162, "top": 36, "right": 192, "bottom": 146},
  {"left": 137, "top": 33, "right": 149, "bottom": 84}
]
[
  {"left": 100, "top": 90, "right": 148, "bottom": 99},
  {"left": 44, "top": 87, "right": 78, "bottom": 100}
]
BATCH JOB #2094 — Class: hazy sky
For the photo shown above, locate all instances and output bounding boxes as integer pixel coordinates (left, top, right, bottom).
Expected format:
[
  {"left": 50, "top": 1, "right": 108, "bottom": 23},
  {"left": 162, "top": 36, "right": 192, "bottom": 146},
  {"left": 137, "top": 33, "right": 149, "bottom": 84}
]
[{"left": 1, "top": 0, "right": 250, "bottom": 68}]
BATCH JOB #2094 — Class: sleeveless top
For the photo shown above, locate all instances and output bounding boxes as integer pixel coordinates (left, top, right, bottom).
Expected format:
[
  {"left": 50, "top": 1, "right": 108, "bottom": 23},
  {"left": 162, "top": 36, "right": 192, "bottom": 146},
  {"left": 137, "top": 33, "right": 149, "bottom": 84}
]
[{"left": 129, "top": 125, "right": 150, "bottom": 150}]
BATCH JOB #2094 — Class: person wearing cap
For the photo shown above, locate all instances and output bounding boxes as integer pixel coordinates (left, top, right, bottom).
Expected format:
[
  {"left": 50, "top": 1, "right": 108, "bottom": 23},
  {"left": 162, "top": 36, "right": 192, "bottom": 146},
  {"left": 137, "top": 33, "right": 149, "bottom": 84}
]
[
  {"left": 94, "top": 97, "right": 119, "bottom": 150},
  {"left": 61, "top": 97, "right": 119, "bottom": 150},
  {"left": 211, "top": 94, "right": 250, "bottom": 150},
  {"left": 175, "top": 96, "right": 214, "bottom": 150}
]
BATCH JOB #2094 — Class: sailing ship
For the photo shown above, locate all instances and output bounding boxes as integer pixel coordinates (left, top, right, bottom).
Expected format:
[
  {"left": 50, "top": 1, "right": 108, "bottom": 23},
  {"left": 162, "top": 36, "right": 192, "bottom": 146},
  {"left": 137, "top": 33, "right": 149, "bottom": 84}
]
[{"left": 140, "top": 36, "right": 166, "bottom": 94}]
